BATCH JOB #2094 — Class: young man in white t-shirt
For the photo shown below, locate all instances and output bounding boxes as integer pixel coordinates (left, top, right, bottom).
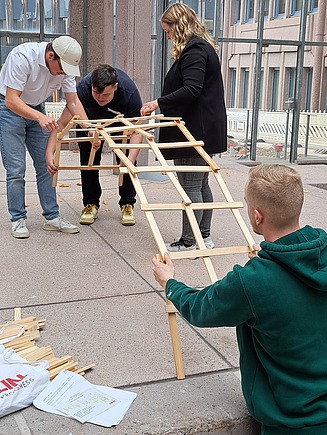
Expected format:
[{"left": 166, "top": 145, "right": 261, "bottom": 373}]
[{"left": 0, "top": 36, "right": 87, "bottom": 238}]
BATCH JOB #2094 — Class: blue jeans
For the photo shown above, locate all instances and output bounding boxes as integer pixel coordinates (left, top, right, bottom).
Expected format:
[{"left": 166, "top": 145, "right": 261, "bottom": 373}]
[
  {"left": 0, "top": 99, "right": 59, "bottom": 221},
  {"left": 174, "top": 156, "right": 213, "bottom": 246}
]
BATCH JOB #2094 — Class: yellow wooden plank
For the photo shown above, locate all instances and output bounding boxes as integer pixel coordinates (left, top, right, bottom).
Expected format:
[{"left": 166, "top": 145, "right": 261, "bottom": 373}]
[
  {"left": 49, "top": 361, "right": 78, "bottom": 379},
  {"left": 48, "top": 355, "right": 74, "bottom": 370},
  {"left": 120, "top": 165, "right": 211, "bottom": 174},
  {"left": 141, "top": 201, "right": 244, "bottom": 211},
  {"left": 17, "top": 345, "right": 39, "bottom": 356},
  {"left": 55, "top": 165, "right": 119, "bottom": 170},
  {"left": 22, "top": 346, "right": 53, "bottom": 361},
  {"left": 48, "top": 113, "right": 256, "bottom": 380},
  {"left": 57, "top": 116, "right": 79, "bottom": 139},
  {"left": 169, "top": 245, "right": 251, "bottom": 260},
  {"left": 176, "top": 121, "right": 220, "bottom": 171},
  {"left": 14, "top": 308, "right": 22, "bottom": 321},
  {"left": 73, "top": 363, "right": 95, "bottom": 374}
]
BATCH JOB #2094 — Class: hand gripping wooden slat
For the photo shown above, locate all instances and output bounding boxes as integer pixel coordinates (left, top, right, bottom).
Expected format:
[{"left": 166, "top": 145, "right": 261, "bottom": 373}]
[{"left": 52, "top": 115, "right": 256, "bottom": 379}]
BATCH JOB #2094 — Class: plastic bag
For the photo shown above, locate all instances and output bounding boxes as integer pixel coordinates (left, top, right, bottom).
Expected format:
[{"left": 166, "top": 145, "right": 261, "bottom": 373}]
[{"left": 0, "top": 324, "right": 50, "bottom": 418}]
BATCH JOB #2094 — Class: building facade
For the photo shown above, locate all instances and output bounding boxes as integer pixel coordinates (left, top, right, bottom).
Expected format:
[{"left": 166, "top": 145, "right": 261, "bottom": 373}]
[
  {"left": 0, "top": 0, "right": 326, "bottom": 111},
  {"left": 220, "top": 0, "right": 327, "bottom": 112}
]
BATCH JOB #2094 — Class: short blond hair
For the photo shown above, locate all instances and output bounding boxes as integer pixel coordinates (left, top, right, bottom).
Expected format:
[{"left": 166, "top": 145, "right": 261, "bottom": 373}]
[
  {"left": 246, "top": 164, "right": 304, "bottom": 227},
  {"left": 161, "top": 2, "right": 218, "bottom": 60}
]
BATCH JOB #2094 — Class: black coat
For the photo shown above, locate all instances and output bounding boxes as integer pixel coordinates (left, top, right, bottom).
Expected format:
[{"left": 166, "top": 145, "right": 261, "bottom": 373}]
[{"left": 158, "top": 37, "right": 227, "bottom": 160}]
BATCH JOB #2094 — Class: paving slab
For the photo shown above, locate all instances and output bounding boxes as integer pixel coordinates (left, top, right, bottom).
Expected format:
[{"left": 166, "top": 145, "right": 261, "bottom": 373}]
[{"left": 0, "top": 149, "right": 326, "bottom": 434}]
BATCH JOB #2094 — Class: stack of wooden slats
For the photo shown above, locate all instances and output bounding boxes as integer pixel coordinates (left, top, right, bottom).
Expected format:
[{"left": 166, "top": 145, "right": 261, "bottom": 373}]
[{"left": 0, "top": 309, "right": 94, "bottom": 380}]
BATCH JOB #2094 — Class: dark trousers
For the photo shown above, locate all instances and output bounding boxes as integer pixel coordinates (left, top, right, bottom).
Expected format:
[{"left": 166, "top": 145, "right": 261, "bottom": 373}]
[{"left": 79, "top": 141, "right": 136, "bottom": 208}]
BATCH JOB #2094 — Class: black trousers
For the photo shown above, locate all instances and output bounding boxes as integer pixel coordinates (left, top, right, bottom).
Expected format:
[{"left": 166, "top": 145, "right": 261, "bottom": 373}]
[{"left": 79, "top": 141, "right": 136, "bottom": 208}]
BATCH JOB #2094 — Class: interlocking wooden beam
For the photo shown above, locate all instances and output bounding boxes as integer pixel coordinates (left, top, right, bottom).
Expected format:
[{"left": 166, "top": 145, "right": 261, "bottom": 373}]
[
  {"left": 0, "top": 310, "right": 94, "bottom": 380},
  {"left": 51, "top": 114, "right": 256, "bottom": 380}
]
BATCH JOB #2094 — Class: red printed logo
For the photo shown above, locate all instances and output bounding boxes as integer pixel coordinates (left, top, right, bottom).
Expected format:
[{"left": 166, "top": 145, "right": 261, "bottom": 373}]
[{"left": 0, "top": 374, "right": 27, "bottom": 393}]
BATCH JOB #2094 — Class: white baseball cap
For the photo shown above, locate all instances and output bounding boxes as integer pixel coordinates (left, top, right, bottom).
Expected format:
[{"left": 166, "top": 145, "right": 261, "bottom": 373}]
[{"left": 52, "top": 36, "right": 82, "bottom": 77}]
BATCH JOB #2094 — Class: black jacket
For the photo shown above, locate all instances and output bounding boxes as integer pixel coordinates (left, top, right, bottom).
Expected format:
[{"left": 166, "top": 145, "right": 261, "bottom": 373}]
[{"left": 158, "top": 37, "right": 227, "bottom": 160}]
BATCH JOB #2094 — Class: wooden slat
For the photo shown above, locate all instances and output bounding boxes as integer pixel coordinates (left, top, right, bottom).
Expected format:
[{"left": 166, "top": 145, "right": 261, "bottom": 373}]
[
  {"left": 101, "top": 130, "right": 138, "bottom": 176},
  {"left": 17, "top": 345, "right": 39, "bottom": 356},
  {"left": 14, "top": 308, "right": 22, "bottom": 321},
  {"left": 48, "top": 355, "right": 74, "bottom": 370},
  {"left": 108, "top": 141, "right": 203, "bottom": 149},
  {"left": 21, "top": 346, "right": 53, "bottom": 361},
  {"left": 55, "top": 165, "right": 119, "bottom": 170},
  {"left": 57, "top": 116, "right": 79, "bottom": 140},
  {"left": 73, "top": 363, "right": 95, "bottom": 374},
  {"left": 120, "top": 165, "right": 212, "bottom": 174},
  {"left": 50, "top": 114, "right": 257, "bottom": 381},
  {"left": 3, "top": 336, "right": 35, "bottom": 349},
  {"left": 52, "top": 136, "right": 62, "bottom": 187},
  {"left": 169, "top": 245, "right": 251, "bottom": 260},
  {"left": 141, "top": 201, "right": 244, "bottom": 211},
  {"left": 4, "top": 311, "right": 95, "bottom": 379},
  {"left": 68, "top": 120, "right": 179, "bottom": 135},
  {"left": 87, "top": 130, "right": 100, "bottom": 166},
  {"left": 175, "top": 121, "right": 220, "bottom": 172},
  {"left": 49, "top": 361, "right": 78, "bottom": 380},
  {"left": 155, "top": 254, "right": 185, "bottom": 380}
]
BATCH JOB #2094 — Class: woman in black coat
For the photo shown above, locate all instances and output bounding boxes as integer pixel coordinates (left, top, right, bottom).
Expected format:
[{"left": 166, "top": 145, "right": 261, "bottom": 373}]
[{"left": 141, "top": 2, "right": 227, "bottom": 251}]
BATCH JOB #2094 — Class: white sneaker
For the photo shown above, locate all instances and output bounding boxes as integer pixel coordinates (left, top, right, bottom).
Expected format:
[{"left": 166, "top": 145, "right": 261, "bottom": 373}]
[
  {"left": 11, "top": 219, "right": 30, "bottom": 239},
  {"left": 203, "top": 236, "right": 215, "bottom": 249},
  {"left": 167, "top": 238, "right": 196, "bottom": 252},
  {"left": 43, "top": 217, "right": 80, "bottom": 234}
]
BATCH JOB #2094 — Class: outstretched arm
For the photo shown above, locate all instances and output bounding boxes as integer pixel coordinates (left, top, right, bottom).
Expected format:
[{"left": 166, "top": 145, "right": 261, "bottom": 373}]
[{"left": 64, "top": 92, "right": 88, "bottom": 123}]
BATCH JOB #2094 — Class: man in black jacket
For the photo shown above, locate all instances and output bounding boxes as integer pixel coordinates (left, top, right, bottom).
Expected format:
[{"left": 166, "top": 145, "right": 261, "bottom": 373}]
[{"left": 47, "top": 64, "right": 143, "bottom": 226}]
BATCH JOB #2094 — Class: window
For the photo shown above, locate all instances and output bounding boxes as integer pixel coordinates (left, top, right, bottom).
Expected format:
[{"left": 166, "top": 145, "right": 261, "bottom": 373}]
[
  {"left": 59, "top": 0, "right": 69, "bottom": 18},
  {"left": 308, "top": 0, "right": 318, "bottom": 12},
  {"left": 26, "top": 0, "right": 38, "bottom": 31},
  {"left": 244, "top": 0, "right": 254, "bottom": 22},
  {"left": 304, "top": 68, "right": 313, "bottom": 111},
  {"left": 203, "top": 0, "right": 216, "bottom": 36},
  {"left": 259, "top": 69, "right": 264, "bottom": 109},
  {"left": 1, "top": 0, "right": 70, "bottom": 69},
  {"left": 181, "top": 1, "right": 217, "bottom": 35},
  {"left": 234, "top": 0, "right": 241, "bottom": 23},
  {"left": 26, "top": 0, "right": 37, "bottom": 20},
  {"left": 289, "top": 0, "right": 301, "bottom": 16},
  {"left": 287, "top": 68, "right": 296, "bottom": 99},
  {"left": 182, "top": 0, "right": 199, "bottom": 15},
  {"left": 0, "top": 0, "right": 6, "bottom": 30},
  {"left": 44, "top": 0, "right": 69, "bottom": 33},
  {"left": 229, "top": 68, "right": 236, "bottom": 108},
  {"left": 273, "top": 0, "right": 285, "bottom": 17},
  {"left": 13, "top": 0, "right": 23, "bottom": 30},
  {"left": 241, "top": 69, "right": 249, "bottom": 108},
  {"left": 264, "top": 0, "right": 269, "bottom": 18},
  {"left": 10, "top": 0, "right": 39, "bottom": 32},
  {"left": 270, "top": 68, "right": 279, "bottom": 110},
  {"left": 0, "top": 0, "right": 69, "bottom": 33}
]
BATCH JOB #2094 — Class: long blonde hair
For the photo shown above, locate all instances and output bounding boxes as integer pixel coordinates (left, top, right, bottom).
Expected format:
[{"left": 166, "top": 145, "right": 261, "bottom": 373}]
[{"left": 161, "top": 2, "right": 218, "bottom": 60}]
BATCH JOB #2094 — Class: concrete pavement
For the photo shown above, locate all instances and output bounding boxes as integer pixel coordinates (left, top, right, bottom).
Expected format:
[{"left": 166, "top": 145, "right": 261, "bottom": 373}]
[{"left": 0, "top": 149, "right": 326, "bottom": 434}]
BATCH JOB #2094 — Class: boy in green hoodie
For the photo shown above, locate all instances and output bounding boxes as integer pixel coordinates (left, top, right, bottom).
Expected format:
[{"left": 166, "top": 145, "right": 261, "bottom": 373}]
[{"left": 152, "top": 164, "right": 327, "bottom": 435}]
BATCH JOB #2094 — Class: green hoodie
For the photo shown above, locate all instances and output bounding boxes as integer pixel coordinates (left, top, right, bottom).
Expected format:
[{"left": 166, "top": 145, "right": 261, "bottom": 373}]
[{"left": 166, "top": 226, "right": 327, "bottom": 434}]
